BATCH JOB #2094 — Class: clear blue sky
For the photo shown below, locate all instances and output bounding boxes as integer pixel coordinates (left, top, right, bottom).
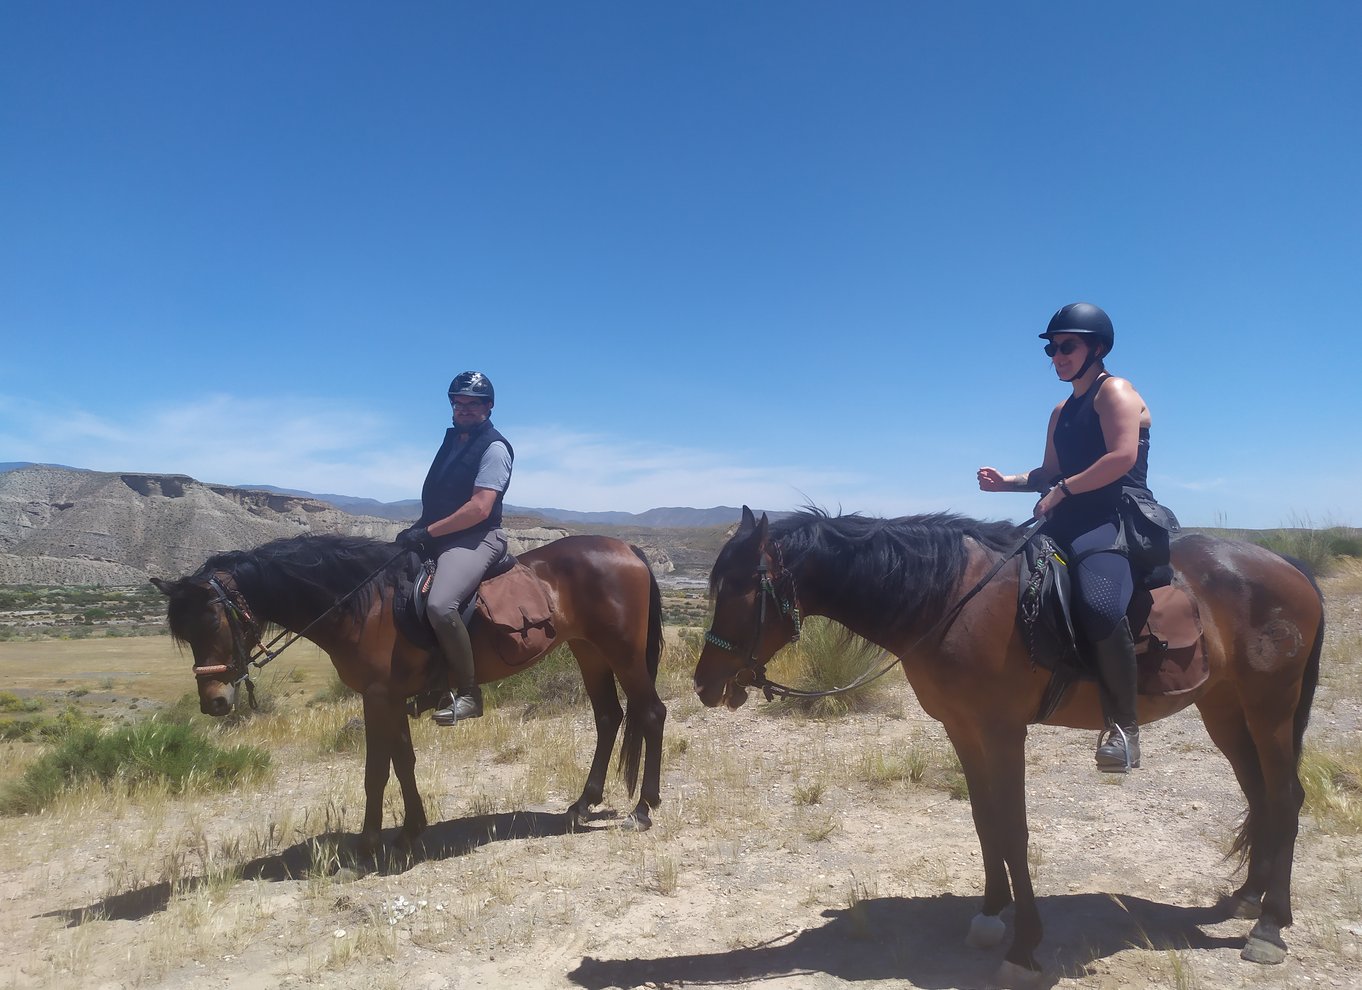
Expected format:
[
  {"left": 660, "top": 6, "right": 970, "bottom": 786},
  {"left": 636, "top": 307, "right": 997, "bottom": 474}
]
[{"left": 3, "top": 2, "right": 1359, "bottom": 529}]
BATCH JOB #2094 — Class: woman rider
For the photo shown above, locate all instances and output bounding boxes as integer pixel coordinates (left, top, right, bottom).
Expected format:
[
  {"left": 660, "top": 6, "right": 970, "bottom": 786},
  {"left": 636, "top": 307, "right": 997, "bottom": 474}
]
[{"left": 977, "top": 302, "right": 1158, "bottom": 772}]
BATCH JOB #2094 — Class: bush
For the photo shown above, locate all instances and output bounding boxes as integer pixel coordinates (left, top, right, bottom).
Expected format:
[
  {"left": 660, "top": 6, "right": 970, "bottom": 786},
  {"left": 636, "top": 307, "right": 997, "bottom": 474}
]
[
  {"left": 0, "top": 718, "right": 270, "bottom": 815},
  {"left": 1250, "top": 520, "right": 1361, "bottom": 577},
  {"left": 483, "top": 644, "right": 585, "bottom": 714},
  {"left": 762, "top": 617, "right": 900, "bottom": 718}
]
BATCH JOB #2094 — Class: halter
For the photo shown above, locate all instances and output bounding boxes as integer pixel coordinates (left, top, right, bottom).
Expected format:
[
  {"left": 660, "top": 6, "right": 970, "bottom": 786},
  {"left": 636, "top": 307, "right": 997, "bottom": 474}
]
[{"left": 702, "top": 551, "right": 802, "bottom": 696}]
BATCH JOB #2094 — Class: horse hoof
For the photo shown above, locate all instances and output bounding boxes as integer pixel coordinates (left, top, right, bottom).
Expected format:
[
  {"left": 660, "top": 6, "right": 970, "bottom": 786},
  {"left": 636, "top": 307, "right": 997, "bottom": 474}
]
[
  {"left": 965, "top": 912, "right": 1007, "bottom": 948},
  {"left": 989, "top": 959, "right": 1044, "bottom": 990},
  {"left": 1241, "top": 933, "right": 1287, "bottom": 965},
  {"left": 565, "top": 807, "right": 586, "bottom": 833},
  {"left": 620, "top": 813, "right": 652, "bottom": 833}
]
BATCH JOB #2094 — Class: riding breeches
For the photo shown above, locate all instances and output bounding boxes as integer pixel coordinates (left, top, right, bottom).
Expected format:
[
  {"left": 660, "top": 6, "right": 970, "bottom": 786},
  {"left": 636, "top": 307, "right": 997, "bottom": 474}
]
[
  {"left": 425, "top": 528, "right": 508, "bottom": 634},
  {"left": 1065, "top": 522, "right": 1134, "bottom": 642}
]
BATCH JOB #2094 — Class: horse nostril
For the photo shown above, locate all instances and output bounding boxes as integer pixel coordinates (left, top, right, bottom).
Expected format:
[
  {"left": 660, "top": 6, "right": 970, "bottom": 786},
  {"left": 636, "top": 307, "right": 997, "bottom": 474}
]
[{"left": 203, "top": 695, "right": 232, "bottom": 717}]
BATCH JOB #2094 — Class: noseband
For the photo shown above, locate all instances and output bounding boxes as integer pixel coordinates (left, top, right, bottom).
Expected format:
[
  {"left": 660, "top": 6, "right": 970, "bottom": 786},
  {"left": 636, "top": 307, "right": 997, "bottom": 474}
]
[
  {"left": 193, "top": 575, "right": 268, "bottom": 708},
  {"left": 703, "top": 554, "right": 802, "bottom": 699}
]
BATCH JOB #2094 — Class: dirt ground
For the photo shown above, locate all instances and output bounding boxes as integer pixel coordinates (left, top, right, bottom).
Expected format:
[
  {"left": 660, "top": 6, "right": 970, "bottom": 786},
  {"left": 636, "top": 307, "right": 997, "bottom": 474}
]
[{"left": 2, "top": 575, "right": 1360, "bottom": 990}]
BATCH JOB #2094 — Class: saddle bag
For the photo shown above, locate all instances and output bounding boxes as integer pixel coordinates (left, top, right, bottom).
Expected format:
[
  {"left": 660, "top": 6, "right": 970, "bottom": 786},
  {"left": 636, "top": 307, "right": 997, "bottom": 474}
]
[
  {"left": 1119, "top": 488, "right": 1181, "bottom": 590},
  {"left": 474, "top": 561, "right": 557, "bottom": 668}
]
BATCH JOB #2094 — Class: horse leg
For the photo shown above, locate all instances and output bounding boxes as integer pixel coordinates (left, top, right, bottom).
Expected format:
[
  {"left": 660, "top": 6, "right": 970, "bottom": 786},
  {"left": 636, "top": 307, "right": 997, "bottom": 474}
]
[
  {"left": 1195, "top": 690, "right": 1270, "bottom": 917},
  {"left": 613, "top": 658, "right": 667, "bottom": 831},
  {"left": 564, "top": 642, "right": 624, "bottom": 831},
  {"left": 387, "top": 699, "right": 427, "bottom": 851},
  {"left": 358, "top": 692, "right": 397, "bottom": 855},
  {"left": 1198, "top": 684, "right": 1305, "bottom": 963},
  {"left": 948, "top": 723, "right": 1043, "bottom": 985}
]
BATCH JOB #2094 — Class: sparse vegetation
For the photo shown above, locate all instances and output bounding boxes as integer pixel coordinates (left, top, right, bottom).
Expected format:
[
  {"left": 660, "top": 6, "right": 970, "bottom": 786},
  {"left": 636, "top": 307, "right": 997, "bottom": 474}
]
[{"left": 0, "top": 717, "right": 270, "bottom": 815}]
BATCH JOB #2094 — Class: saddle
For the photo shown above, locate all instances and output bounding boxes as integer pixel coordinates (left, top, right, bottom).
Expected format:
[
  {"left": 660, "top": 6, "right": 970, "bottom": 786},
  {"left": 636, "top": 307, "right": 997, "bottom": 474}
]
[
  {"left": 393, "top": 550, "right": 558, "bottom": 713},
  {"left": 1019, "top": 534, "right": 1207, "bottom": 723}
]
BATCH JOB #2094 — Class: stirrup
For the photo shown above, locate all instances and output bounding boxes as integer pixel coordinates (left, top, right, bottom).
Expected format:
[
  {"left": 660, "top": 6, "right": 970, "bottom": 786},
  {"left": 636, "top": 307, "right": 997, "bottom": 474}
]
[
  {"left": 1095, "top": 724, "right": 1140, "bottom": 773},
  {"left": 433, "top": 692, "right": 483, "bottom": 726}
]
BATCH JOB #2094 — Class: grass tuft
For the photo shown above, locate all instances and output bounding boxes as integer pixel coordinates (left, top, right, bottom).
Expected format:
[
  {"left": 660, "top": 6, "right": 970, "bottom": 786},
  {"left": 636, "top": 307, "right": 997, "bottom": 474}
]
[
  {"left": 0, "top": 716, "right": 270, "bottom": 815},
  {"left": 762, "top": 618, "right": 899, "bottom": 718}
]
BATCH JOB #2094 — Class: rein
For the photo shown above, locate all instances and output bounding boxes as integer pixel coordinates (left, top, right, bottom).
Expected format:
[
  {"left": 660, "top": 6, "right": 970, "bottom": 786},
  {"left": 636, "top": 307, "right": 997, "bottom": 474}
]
[
  {"left": 194, "top": 549, "right": 408, "bottom": 708},
  {"left": 707, "top": 518, "right": 1044, "bottom": 702}
]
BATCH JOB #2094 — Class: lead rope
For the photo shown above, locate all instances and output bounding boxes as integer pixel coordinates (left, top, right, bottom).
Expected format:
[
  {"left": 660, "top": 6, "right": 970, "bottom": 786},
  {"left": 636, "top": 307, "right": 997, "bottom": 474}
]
[{"left": 753, "top": 518, "right": 1045, "bottom": 701}]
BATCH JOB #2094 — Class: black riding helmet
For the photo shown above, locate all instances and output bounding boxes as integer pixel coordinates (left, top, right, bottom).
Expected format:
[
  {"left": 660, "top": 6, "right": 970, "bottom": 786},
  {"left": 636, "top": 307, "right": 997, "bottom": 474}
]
[
  {"left": 448, "top": 371, "right": 494, "bottom": 405},
  {"left": 1039, "top": 302, "right": 1115, "bottom": 356}
]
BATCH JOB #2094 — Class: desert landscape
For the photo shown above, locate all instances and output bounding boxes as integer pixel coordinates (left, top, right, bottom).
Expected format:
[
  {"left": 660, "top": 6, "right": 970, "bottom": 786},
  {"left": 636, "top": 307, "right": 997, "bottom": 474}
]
[{"left": 1, "top": 557, "right": 1360, "bottom": 990}]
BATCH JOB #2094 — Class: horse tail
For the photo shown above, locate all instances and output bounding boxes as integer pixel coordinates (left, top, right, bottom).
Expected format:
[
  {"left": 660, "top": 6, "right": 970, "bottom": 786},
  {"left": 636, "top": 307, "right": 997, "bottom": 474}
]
[
  {"left": 618, "top": 544, "right": 664, "bottom": 796},
  {"left": 1231, "top": 553, "right": 1325, "bottom": 862},
  {"left": 1281, "top": 555, "right": 1324, "bottom": 767}
]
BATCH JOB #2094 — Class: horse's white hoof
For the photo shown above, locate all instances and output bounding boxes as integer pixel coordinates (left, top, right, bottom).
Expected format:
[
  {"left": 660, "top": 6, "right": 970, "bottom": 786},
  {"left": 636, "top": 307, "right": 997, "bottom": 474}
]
[
  {"left": 965, "top": 912, "right": 1007, "bottom": 948},
  {"left": 989, "top": 959, "right": 1044, "bottom": 990}
]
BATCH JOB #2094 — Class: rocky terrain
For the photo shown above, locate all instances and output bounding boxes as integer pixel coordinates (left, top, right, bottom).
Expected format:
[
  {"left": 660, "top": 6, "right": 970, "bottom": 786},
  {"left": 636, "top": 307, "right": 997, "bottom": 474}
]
[{"left": 0, "top": 466, "right": 593, "bottom": 586}]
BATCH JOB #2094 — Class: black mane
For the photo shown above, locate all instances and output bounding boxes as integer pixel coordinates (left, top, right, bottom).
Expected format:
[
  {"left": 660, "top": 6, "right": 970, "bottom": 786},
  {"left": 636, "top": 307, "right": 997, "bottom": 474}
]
[
  {"left": 716, "top": 508, "right": 1025, "bottom": 635},
  {"left": 192, "top": 533, "right": 403, "bottom": 630}
]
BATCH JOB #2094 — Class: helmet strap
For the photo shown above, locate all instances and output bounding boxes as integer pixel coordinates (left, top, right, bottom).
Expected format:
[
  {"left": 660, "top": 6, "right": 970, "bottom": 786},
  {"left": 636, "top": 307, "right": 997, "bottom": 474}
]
[{"left": 1062, "top": 341, "right": 1104, "bottom": 383}]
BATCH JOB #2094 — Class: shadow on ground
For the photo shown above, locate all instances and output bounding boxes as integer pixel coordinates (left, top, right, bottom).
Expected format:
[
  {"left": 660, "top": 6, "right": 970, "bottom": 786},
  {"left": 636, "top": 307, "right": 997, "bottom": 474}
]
[
  {"left": 41, "top": 805, "right": 615, "bottom": 926},
  {"left": 568, "top": 891, "right": 1246, "bottom": 990}
]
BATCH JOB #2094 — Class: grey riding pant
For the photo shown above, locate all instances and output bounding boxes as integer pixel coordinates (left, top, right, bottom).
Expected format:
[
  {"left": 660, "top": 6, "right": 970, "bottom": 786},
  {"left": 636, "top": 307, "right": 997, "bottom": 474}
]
[{"left": 425, "top": 528, "right": 508, "bottom": 632}]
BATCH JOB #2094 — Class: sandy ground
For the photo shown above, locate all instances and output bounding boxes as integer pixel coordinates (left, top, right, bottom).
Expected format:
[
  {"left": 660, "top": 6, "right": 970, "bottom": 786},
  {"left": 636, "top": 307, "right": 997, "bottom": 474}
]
[{"left": 2, "top": 577, "right": 1360, "bottom": 990}]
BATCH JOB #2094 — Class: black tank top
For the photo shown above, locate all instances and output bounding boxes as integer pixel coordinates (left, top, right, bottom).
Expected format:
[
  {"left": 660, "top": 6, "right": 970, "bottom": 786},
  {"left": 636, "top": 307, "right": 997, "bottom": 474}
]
[
  {"left": 418, "top": 419, "right": 513, "bottom": 551},
  {"left": 1051, "top": 375, "right": 1151, "bottom": 536}
]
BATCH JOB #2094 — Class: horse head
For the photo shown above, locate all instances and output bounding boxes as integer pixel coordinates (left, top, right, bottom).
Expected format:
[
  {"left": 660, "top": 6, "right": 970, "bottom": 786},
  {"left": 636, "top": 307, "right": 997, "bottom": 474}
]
[
  {"left": 693, "top": 505, "right": 802, "bottom": 710},
  {"left": 151, "top": 572, "right": 258, "bottom": 717}
]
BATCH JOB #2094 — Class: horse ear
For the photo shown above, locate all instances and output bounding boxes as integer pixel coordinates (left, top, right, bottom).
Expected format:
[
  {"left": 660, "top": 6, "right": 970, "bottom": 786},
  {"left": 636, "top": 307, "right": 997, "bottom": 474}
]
[
  {"left": 755, "top": 513, "right": 769, "bottom": 548},
  {"left": 150, "top": 577, "right": 175, "bottom": 596},
  {"left": 738, "top": 505, "right": 758, "bottom": 535}
]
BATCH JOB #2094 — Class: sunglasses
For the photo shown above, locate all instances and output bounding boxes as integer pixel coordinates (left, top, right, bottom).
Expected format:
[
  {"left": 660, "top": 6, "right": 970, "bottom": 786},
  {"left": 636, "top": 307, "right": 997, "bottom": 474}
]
[{"left": 1044, "top": 339, "right": 1086, "bottom": 357}]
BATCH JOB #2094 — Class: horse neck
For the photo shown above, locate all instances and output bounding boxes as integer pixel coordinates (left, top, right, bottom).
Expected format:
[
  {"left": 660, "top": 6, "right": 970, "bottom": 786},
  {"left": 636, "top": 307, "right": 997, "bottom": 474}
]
[
  {"left": 782, "top": 535, "right": 958, "bottom": 651},
  {"left": 232, "top": 566, "right": 350, "bottom": 649}
]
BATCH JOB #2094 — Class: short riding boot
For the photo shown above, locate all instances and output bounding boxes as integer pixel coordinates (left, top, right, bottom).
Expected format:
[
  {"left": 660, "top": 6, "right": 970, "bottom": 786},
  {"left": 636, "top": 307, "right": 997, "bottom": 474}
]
[
  {"left": 1091, "top": 617, "right": 1142, "bottom": 772},
  {"left": 434, "top": 685, "right": 483, "bottom": 726}
]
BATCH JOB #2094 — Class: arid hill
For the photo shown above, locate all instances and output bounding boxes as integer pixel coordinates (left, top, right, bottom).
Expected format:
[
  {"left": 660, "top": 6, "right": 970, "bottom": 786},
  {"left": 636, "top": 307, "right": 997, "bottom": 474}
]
[{"left": 0, "top": 466, "right": 578, "bottom": 586}]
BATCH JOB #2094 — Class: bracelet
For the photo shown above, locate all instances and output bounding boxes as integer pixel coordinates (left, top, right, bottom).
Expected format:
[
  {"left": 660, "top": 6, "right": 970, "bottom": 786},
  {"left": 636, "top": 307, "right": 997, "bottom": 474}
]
[{"left": 1057, "top": 478, "right": 1073, "bottom": 497}]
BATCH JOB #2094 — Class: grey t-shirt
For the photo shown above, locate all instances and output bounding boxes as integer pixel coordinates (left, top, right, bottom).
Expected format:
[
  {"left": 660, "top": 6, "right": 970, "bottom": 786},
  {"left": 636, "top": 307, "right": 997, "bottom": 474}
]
[{"left": 474, "top": 440, "right": 512, "bottom": 494}]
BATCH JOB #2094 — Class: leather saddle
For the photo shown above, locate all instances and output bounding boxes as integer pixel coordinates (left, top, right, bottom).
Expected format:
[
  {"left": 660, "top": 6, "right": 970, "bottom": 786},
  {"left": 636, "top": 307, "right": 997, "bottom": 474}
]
[
  {"left": 1019, "top": 534, "right": 1207, "bottom": 723},
  {"left": 392, "top": 550, "right": 558, "bottom": 716}
]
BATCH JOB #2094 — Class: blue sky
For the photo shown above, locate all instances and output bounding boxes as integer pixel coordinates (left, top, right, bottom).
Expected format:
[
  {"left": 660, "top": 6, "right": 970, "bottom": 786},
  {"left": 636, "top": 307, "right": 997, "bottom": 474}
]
[{"left": 2, "top": 2, "right": 1359, "bottom": 529}]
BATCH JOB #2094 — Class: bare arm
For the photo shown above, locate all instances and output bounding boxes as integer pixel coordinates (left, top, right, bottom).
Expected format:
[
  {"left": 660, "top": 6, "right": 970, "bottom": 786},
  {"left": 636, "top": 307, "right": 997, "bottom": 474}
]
[{"left": 425, "top": 487, "right": 498, "bottom": 539}]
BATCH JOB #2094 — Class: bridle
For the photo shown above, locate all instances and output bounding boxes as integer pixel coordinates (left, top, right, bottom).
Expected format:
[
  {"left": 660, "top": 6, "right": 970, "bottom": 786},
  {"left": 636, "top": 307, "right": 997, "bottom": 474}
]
[
  {"left": 190, "top": 548, "right": 406, "bottom": 710},
  {"left": 191, "top": 575, "right": 289, "bottom": 710},
  {"left": 702, "top": 519, "right": 1045, "bottom": 702},
  {"left": 702, "top": 550, "right": 803, "bottom": 698}
]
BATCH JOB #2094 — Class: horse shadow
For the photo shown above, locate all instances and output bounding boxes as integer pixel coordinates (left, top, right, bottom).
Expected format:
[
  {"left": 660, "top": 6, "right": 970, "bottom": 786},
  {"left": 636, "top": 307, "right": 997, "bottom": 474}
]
[
  {"left": 41, "top": 807, "right": 610, "bottom": 927},
  {"left": 568, "top": 891, "right": 1245, "bottom": 990}
]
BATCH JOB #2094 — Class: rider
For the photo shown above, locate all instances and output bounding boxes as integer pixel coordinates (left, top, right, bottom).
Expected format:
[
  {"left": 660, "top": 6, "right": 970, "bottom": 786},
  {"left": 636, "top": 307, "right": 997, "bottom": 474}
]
[
  {"left": 977, "top": 302, "right": 1163, "bottom": 772},
  {"left": 396, "top": 371, "right": 513, "bottom": 726}
]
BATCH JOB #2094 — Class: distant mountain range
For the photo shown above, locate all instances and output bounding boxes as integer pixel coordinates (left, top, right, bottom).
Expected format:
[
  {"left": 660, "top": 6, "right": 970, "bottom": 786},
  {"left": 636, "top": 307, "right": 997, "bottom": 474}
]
[{"left": 2, "top": 465, "right": 763, "bottom": 529}]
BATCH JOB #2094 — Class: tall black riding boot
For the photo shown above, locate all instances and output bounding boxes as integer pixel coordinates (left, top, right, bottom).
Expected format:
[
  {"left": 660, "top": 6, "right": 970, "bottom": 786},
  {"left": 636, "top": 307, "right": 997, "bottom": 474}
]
[
  {"left": 431, "top": 611, "right": 484, "bottom": 726},
  {"left": 1092, "top": 617, "right": 1141, "bottom": 772}
]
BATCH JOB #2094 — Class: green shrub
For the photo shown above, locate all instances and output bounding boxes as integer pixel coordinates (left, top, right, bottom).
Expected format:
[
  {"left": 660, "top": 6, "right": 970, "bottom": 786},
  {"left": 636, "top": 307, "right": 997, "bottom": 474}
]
[
  {"left": 483, "top": 644, "right": 584, "bottom": 714},
  {"left": 1251, "top": 521, "right": 1361, "bottom": 577},
  {"left": 0, "top": 718, "right": 270, "bottom": 815},
  {"left": 0, "top": 692, "right": 43, "bottom": 714},
  {"left": 762, "top": 617, "right": 899, "bottom": 718}
]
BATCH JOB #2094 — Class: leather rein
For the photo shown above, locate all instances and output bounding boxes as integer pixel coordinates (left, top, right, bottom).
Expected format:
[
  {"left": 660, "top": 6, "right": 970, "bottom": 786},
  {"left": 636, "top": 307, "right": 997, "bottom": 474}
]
[{"left": 702, "top": 518, "right": 1044, "bottom": 702}]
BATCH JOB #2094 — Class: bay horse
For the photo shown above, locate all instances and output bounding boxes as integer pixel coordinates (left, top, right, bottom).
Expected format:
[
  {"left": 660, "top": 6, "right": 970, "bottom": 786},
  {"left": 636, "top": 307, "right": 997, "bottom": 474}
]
[
  {"left": 153, "top": 532, "right": 666, "bottom": 853},
  {"left": 693, "top": 507, "right": 1324, "bottom": 987}
]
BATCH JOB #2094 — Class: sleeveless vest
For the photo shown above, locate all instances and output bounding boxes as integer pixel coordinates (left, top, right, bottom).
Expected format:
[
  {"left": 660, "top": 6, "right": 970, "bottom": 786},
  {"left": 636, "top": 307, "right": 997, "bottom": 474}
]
[
  {"left": 418, "top": 420, "right": 513, "bottom": 549},
  {"left": 1052, "top": 375, "right": 1151, "bottom": 537}
]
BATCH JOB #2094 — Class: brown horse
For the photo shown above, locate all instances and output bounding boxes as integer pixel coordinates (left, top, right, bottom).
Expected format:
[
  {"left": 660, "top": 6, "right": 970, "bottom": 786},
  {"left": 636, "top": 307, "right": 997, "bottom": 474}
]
[
  {"left": 153, "top": 532, "right": 667, "bottom": 853},
  {"left": 694, "top": 507, "right": 1324, "bottom": 987}
]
